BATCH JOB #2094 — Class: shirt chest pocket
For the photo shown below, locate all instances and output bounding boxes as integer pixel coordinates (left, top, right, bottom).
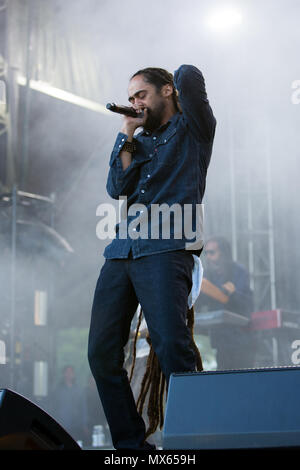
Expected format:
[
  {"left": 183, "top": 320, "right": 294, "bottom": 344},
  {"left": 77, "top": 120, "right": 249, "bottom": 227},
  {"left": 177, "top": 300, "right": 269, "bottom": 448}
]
[{"left": 155, "top": 128, "right": 180, "bottom": 167}]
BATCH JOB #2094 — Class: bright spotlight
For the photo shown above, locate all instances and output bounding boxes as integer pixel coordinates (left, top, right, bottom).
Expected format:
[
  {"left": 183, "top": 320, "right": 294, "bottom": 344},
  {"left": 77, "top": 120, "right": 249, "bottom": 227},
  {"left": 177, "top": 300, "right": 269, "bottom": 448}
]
[
  {"left": 206, "top": 6, "right": 243, "bottom": 33},
  {"left": 17, "top": 75, "right": 111, "bottom": 115}
]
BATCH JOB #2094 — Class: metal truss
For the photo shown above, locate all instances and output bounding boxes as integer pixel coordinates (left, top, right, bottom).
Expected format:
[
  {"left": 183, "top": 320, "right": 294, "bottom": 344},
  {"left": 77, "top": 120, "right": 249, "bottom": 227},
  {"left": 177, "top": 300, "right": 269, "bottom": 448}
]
[{"left": 228, "top": 108, "right": 277, "bottom": 312}]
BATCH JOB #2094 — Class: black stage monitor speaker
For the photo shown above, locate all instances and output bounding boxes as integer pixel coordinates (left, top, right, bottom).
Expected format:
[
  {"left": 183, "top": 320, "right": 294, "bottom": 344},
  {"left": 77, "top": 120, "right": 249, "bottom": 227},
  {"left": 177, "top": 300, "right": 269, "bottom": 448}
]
[
  {"left": 163, "top": 366, "right": 300, "bottom": 450},
  {"left": 0, "top": 389, "right": 81, "bottom": 450}
]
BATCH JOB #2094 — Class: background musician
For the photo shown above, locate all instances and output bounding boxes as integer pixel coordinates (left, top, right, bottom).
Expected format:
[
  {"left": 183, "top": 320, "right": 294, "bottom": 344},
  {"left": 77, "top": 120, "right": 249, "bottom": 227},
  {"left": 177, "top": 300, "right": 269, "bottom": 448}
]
[{"left": 194, "top": 236, "right": 256, "bottom": 370}]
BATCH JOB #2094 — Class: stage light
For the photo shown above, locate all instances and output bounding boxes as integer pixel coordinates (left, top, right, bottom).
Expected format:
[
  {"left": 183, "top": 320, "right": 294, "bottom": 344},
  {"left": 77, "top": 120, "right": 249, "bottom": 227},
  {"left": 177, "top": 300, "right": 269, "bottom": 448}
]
[
  {"left": 34, "top": 290, "right": 48, "bottom": 326},
  {"left": 33, "top": 361, "right": 48, "bottom": 397},
  {"left": 17, "top": 75, "right": 111, "bottom": 115},
  {"left": 206, "top": 6, "right": 243, "bottom": 33},
  {"left": 0, "top": 340, "right": 5, "bottom": 365}
]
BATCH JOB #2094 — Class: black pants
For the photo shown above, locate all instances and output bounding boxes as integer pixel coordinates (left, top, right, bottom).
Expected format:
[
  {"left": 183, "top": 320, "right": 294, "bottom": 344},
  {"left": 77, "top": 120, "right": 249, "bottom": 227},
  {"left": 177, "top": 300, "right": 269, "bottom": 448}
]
[{"left": 88, "top": 250, "right": 196, "bottom": 449}]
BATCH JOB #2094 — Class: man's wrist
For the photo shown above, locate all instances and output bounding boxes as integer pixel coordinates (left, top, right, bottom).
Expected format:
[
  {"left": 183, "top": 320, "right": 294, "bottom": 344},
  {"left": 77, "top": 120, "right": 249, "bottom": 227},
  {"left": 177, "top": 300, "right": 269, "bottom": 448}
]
[
  {"left": 219, "top": 286, "right": 230, "bottom": 296},
  {"left": 120, "top": 127, "right": 135, "bottom": 142},
  {"left": 122, "top": 141, "right": 136, "bottom": 154}
]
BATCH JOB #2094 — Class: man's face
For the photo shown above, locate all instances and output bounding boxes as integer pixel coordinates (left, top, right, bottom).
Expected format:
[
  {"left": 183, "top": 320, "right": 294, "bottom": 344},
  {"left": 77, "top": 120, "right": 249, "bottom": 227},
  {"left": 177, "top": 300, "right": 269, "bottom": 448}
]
[
  {"left": 204, "top": 241, "right": 222, "bottom": 271},
  {"left": 128, "top": 75, "right": 166, "bottom": 132}
]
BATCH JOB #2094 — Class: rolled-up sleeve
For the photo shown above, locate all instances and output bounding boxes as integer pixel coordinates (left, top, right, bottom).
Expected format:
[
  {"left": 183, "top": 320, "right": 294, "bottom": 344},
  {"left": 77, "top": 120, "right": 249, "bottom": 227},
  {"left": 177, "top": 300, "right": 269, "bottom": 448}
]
[
  {"left": 174, "top": 64, "right": 216, "bottom": 143},
  {"left": 106, "top": 133, "right": 140, "bottom": 199}
]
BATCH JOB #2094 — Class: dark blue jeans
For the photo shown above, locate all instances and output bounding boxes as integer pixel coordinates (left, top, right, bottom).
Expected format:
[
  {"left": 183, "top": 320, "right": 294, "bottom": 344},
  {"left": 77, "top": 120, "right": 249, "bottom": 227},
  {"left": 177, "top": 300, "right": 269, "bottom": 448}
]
[{"left": 87, "top": 250, "right": 196, "bottom": 449}]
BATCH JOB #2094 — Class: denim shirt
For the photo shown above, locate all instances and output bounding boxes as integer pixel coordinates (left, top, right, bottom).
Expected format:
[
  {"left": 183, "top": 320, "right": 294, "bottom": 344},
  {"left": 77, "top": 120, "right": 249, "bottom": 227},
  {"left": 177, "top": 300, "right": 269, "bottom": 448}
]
[{"left": 104, "top": 64, "right": 216, "bottom": 259}]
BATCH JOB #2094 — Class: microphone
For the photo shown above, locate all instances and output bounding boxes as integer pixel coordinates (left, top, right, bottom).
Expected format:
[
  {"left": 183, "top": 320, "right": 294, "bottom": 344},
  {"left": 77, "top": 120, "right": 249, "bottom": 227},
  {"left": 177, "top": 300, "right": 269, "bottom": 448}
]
[{"left": 106, "top": 103, "right": 144, "bottom": 118}]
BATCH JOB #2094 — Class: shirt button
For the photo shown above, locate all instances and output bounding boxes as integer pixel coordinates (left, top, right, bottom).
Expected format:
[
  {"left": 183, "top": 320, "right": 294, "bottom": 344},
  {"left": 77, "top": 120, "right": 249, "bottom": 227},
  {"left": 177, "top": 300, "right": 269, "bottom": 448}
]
[
  {"left": 141, "top": 189, "right": 145, "bottom": 194},
  {"left": 164, "top": 139, "right": 167, "bottom": 143},
  {"left": 119, "top": 144, "right": 122, "bottom": 147},
  {"left": 153, "top": 136, "right": 157, "bottom": 140},
  {"left": 147, "top": 174, "right": 151, "bottom": 178}
]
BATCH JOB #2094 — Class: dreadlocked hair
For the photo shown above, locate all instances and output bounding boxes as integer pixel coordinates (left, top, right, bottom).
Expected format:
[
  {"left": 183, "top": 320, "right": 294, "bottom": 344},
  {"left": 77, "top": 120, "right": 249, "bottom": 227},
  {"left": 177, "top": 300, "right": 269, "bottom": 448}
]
[
  {"left": 129, "top": 305, "right": 203, "bottom": 438},
  {"left": 131, "top": 67, "right": 181, "bottom": 113}
]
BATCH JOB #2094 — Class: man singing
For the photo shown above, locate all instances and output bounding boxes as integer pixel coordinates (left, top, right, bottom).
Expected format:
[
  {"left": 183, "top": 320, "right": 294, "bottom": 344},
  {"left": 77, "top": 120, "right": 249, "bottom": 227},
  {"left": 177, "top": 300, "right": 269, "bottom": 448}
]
[{"left": 88, "top": 64, "right": 216, "bottom": 450}]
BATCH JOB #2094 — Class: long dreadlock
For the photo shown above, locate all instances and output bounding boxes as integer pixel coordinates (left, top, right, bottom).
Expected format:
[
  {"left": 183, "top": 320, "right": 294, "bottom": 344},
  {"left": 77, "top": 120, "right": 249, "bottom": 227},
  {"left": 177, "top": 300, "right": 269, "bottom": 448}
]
[{"left": 129, "top": 305, "right": 203, "bottom": 438}]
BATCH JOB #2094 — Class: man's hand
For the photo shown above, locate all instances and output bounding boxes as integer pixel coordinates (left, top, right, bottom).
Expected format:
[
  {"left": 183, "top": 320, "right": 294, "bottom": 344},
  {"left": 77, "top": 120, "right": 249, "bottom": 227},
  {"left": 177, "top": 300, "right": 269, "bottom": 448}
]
[
  {"left": 222, "top": 282, "right": 236, "bottom": 295},
  {"left": 121, "top": 108, "right": 148, "bottom": 138},
  {"left": 119, "top": 109, "right": 148, "bottom": 171}
]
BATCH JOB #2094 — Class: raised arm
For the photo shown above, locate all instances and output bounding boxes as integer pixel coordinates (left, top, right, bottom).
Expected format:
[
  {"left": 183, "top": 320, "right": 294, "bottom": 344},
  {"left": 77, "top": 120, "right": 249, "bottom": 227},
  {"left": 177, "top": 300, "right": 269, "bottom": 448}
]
[{"left": 174, "top": 64, "right": 216, "bottom": 143}]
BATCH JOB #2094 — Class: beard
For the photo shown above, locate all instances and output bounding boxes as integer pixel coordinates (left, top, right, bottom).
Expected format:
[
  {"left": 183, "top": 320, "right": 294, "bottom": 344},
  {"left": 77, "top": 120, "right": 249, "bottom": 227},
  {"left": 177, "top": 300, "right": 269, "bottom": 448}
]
[{"left": 143, "top": 100, "right": 166, "bottom": 132}]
